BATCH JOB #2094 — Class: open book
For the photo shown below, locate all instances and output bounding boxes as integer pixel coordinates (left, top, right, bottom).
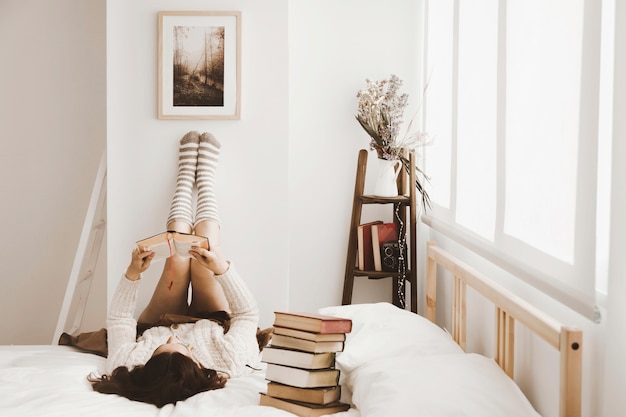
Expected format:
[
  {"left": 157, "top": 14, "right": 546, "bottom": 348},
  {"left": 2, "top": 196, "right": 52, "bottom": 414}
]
[{"left": 137, "top": 231, "right": 209, "bottom": 262}]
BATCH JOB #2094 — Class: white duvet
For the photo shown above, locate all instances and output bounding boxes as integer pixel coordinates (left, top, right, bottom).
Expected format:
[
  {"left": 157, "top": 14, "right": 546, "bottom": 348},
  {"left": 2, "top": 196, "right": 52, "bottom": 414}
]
[
  {"left": 0, "top": 345, "right": 296, "bottom": 417},
  {"left": 0, "top": 303, "right": 541, "bottom": 417}
]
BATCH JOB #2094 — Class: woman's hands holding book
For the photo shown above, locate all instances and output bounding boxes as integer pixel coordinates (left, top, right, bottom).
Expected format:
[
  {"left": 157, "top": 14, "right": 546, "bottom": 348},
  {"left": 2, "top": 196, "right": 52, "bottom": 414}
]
[
  {"left": 125, "top": 248, "right": 155, "bottom": 281},
  {"left": 189, "top": 246, "right": 230, "bottom": 275}
]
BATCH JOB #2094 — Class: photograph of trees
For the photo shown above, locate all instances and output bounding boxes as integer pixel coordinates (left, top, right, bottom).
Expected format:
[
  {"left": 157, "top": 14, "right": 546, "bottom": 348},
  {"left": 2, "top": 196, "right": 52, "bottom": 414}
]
[{"left": 172, "top": 25, "right": 225, "bottom": 107}]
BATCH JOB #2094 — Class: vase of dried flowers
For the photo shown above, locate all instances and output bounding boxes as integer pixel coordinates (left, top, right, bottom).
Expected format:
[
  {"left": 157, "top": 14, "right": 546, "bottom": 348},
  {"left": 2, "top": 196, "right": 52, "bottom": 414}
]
[
  {"left": 373, "top": 158, "right": 402, "bottom": 197},
  {"left": 355, "top": 75, "right": 431, "bottom": 209}
]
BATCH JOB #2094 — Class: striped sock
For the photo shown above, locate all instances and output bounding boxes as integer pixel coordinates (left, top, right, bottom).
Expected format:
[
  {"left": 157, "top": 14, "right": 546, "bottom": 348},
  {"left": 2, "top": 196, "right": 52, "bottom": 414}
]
[
  {"left": 166, "top": 131, "right": 200, "bottom": 227},
  {"left": 195, "top": 132, "right": 221, "bottom": 226}
]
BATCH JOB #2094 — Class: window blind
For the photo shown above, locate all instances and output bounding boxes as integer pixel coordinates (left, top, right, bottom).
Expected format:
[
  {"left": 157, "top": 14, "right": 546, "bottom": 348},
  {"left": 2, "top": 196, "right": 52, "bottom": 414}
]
[{"left": 422, "top": 0, "right": 611, "bottom": 321}]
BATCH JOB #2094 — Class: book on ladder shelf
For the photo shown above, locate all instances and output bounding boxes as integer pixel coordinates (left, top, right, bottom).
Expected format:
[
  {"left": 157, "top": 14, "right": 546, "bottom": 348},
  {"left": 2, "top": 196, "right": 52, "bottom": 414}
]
[
  {"left": 356, "top": 220, "right": 383, "bottom": 271},
  {"left": 259, "top": 312, "right": 352, "bottom": 417},
  {"left": 371, "top": 222, "right": 399, "bottom": 272}
]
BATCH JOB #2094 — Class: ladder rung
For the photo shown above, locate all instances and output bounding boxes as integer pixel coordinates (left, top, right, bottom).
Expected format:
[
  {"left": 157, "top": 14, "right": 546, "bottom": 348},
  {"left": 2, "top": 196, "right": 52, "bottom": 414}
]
[
  {"left": 93, "top": 220, "right": 106, "bottom": 229},
  {"left": 79, "top": 270, "right": 95, "bottom": 283},
  {"left": 360, "top": 195, "right": 411, "bottom": 204}
]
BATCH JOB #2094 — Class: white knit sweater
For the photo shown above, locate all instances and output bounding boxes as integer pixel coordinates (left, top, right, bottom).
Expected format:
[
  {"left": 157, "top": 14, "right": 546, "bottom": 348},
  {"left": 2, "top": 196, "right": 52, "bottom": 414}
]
[{"left": 106, "top": 263, "right": 260, "bottom": 377}]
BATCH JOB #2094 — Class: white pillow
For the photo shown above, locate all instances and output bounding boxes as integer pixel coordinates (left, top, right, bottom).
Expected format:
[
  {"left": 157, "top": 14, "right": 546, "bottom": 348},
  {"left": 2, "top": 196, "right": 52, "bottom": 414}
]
[
  {"left": 347, "top": 353, "right": 541, "bottom": 417},
  {"left": 319, "top": 303, "right": 463, "bottom": 373}
]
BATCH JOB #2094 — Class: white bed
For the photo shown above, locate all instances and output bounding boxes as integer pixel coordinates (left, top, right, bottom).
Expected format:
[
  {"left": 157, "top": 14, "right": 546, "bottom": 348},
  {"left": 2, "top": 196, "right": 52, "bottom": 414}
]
[{"left": 0, "top": 242, "right": 581, "bottom": 417}]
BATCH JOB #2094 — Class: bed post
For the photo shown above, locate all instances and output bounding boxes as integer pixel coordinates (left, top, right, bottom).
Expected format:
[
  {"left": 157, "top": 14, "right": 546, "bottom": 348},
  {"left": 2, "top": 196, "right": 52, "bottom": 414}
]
[
  {"left": 495, "top": 308, "right": 515, "bottom": 378},
  {"left": 560, "top": 327, "right": 582, "bottom": 417},
  {"left": 453, "top": 275, "right": 467, "bottom": 350},
  {"left": 426, "top": 241, "right": 438, "bottom": 323}
]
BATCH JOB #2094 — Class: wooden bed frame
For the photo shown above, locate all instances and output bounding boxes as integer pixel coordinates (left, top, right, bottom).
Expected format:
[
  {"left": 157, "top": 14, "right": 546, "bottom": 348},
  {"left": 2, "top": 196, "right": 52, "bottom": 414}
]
[{"left": 425, "top": 241, "right": 582, "bottom": 417}]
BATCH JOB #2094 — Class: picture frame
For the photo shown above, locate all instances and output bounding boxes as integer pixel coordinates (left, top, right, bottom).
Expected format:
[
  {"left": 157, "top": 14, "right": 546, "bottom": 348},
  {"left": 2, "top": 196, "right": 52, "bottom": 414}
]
[{"left": 158, "top": 11, "right": 241, "bottom": 120}]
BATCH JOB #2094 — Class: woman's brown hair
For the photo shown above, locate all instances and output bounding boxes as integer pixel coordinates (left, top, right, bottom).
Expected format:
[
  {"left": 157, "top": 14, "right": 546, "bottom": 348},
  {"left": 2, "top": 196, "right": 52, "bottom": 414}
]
[{"left": 89, "top": 352, "right": 227, "bottom": 407}]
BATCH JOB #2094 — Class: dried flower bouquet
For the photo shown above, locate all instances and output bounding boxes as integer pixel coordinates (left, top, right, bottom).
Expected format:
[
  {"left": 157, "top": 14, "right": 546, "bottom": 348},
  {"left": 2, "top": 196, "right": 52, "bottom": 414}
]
[{"left": 355, "top": 75, "right": 430, "bottom": 210}]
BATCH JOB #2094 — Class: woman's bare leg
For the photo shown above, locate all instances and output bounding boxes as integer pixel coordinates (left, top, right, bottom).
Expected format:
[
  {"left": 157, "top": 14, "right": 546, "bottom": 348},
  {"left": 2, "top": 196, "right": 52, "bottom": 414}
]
[
  {"left": 189, "top": 221, "right": 229, "bottom": 315},
  {"left": 138, "top": 222, "right": 193, "bottom": 324}
]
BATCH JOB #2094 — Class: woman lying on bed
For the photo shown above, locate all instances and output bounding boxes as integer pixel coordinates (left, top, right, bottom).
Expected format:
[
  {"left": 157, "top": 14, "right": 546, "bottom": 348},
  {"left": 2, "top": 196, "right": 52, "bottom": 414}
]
[{"left": 89, "top": 132, "right": 261, "bottom": 407}]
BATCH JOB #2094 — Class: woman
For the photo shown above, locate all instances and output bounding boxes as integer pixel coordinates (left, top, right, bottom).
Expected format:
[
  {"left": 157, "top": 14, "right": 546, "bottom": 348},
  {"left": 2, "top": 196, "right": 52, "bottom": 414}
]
[{"left": 90, "top": 132, "right": 261, "bottom": 407}]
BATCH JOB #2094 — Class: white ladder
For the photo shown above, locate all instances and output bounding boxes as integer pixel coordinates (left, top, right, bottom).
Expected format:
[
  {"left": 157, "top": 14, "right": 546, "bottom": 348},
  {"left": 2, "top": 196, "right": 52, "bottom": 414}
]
[{"left": 52, "top": 151, "right": 107, "bottom": 344}]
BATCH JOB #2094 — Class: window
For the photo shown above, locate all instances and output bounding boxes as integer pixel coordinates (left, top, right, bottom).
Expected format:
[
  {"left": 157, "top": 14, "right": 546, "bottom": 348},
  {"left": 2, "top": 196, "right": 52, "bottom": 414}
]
[{"left": 422, "top": 0, "right": 614, "bottom": 320}]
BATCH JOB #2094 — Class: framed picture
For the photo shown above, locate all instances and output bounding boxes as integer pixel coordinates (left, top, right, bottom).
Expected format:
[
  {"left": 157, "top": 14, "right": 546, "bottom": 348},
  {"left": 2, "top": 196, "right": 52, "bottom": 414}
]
[{"left": 158, "top": 11, "right": 241, "bottom": 120}]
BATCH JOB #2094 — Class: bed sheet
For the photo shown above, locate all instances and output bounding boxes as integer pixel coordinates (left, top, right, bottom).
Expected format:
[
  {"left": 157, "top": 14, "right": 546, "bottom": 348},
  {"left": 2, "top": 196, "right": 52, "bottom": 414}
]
[
  {"left": 1, "top": 303, "right": 541, "bottom": 417},
  {"left": 0, "top": 345, "right": 332, "bottom": 417}
]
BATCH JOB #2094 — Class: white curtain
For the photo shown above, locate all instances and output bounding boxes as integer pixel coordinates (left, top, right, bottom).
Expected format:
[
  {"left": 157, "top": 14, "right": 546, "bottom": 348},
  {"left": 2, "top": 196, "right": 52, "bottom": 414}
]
[{"left": 422, "top": 0, "right": 612, "bottom": 320}]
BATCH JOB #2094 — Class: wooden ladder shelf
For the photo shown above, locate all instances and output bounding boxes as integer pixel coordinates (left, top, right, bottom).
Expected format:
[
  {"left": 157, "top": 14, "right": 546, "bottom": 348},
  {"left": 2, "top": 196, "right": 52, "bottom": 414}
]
[{"left": 342, "top": 149, "right": 418, "bottom": 312}]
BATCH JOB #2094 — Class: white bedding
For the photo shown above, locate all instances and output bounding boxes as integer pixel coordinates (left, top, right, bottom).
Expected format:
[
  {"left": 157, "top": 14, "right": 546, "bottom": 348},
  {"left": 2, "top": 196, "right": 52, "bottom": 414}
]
[
  {"left": 320, "top": 303, "right": 541, "bottom": 417},
  {"left": 0, "top": 303, "right": 540, "bottom": 417},
  {"left": 0, "top": 345, "right": 294, "bottom": 417}
]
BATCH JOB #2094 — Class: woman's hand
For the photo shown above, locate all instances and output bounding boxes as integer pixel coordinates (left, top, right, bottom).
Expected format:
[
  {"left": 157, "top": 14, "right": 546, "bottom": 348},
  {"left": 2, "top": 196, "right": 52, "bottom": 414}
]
[
  {"left": 125, "top": 248, "right": 154, "bottom": 281},
  {"left": 189, "top": 246, "right": 230, "bottom": 275}
]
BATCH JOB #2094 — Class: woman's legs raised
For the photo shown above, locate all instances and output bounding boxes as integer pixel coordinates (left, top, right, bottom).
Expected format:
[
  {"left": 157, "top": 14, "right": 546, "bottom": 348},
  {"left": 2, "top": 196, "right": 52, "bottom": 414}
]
[{"left": 138, "top": 133, "right": 199, "bottom": 324}]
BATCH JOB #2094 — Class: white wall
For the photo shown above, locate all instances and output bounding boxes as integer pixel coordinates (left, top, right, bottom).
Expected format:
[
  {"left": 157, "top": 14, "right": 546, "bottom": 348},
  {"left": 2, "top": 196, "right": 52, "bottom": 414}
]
[
  {"left": 288, "top": 0, "right": 425, "bottom": 311},
  {"left": 107, "top": 0, "right": 290, "bottom": 328},
  {"left": 0, "top": 0, "right": 107, "bottom": 344},
  {"left": 107, "top": 0, "right": 423, "bottom": 329}
]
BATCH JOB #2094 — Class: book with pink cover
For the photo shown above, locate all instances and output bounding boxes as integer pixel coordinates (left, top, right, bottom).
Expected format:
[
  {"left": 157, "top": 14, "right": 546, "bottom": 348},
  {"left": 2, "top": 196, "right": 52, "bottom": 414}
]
[
  {"left": 273, "top": 312, "right": 352, "bottom": 334},
  {"left": 371, "top": 222, "right": 399, "bottom": 272}
]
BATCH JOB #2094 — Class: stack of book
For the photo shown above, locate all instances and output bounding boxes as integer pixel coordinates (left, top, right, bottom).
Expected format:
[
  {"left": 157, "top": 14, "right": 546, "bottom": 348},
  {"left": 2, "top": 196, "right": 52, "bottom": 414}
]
[{"left": 259, "top": 312, "right": 353, "bottom": 417}]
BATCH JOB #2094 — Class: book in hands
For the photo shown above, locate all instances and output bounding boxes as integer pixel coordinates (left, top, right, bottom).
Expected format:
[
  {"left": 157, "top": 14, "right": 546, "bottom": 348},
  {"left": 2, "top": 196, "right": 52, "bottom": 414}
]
[
  {"left": 259, "top": 393, "right": 350, "bottom": 416},
  {"left": 269, "top": 334, "right": 345, "bottom": 353},
  {"left": 265, "top": 382, "right": 341, "bottom": 405},
  {"left": 261, "top": 346, "right": 336, "bottom": 369},
  {"left": 137, "top": 231, "right": 208, "bottom": 262},
  {"left": 264, "top": 363, "right": 340, "bottom": 388},
  {"left": 273, "top": 312, "right": 352, "bottom": 334}
]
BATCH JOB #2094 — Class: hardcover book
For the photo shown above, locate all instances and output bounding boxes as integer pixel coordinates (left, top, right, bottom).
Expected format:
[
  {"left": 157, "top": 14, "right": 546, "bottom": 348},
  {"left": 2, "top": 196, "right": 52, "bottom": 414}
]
[
  {"left": 272, "top": 326, "right": 347, "bottom": 343},
  {"left": 269, "top": 334, "right": 345, "bottom": 353},
  {"left": 371, "top": 222, "right": 399, "bottom": 272},
  {"left": 259, "top": 393, "right": 350, "bottom": 416},
  {"left": 265, "top": 382, "right": 341, "bottom": 405},
  {"left": 261, "top": 346, "right": 336, "bottom": 370},
  {"left": 136, "top": 231, "right": 208, "bottom": 262},
  {"left": 273, "top": 312, "right": 352, "bottom": 334},
  {"left": 357, "top": 220, "right": 383, "bottom": 271},
  {"left": 264, "top": 364, "right": 340, "bottom": 388}
]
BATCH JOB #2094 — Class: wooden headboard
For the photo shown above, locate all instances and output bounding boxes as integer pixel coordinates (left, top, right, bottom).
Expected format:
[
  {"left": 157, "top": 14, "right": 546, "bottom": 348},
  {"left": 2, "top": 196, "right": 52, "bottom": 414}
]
[{"left": 425, "top": 241, "right": 582, "bottom": 417}]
